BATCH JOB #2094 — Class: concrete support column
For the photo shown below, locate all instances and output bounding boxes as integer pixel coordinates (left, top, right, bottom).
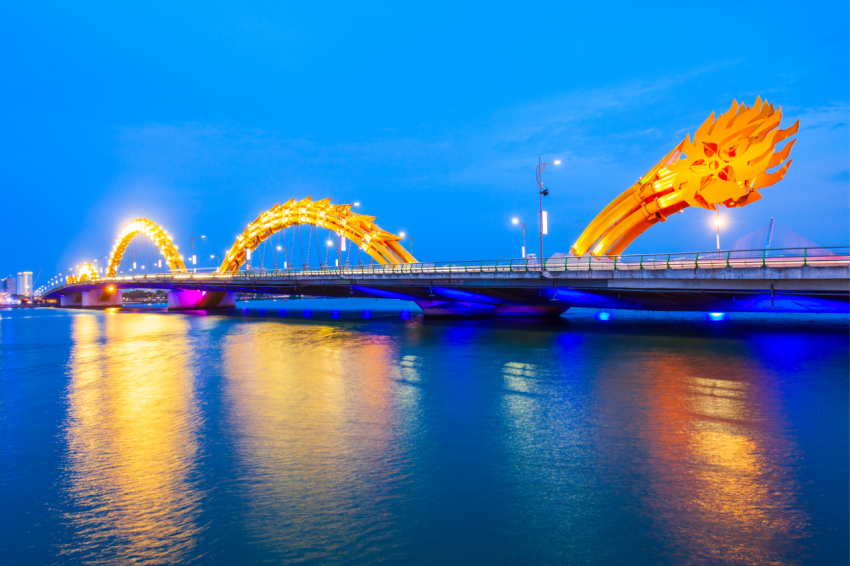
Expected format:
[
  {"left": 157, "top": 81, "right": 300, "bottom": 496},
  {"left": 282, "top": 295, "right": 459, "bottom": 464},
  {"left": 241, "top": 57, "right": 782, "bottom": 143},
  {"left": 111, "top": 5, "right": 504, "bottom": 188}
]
[
  {"left": 82, "top": 288, "right": 122, "bottom": 307},
  {"left": 168, "top": 290, "right": 236, "bottom": 311},
  {"left": 59, "top": 289, "right": 122, "bottom": 307},
  {"left": 493, "top": 305, "right": 569, "bottom": 317},
  {"left": 60, "top": 293, "right": 83, "bottom": 307},
  {"left": 415, "top": 300, "right": 568, "bottom": 318},
  {"left": 414, "top": 300, "right": 496, "bottom": 318}
]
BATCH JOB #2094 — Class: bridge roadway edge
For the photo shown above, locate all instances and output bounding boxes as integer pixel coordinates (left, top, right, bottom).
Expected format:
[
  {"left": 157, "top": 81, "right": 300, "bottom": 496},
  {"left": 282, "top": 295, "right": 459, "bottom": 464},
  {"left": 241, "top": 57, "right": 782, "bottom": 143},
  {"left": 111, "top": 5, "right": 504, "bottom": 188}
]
[{"left": 45, "top": 265, "right": 850, "bottom": 316}]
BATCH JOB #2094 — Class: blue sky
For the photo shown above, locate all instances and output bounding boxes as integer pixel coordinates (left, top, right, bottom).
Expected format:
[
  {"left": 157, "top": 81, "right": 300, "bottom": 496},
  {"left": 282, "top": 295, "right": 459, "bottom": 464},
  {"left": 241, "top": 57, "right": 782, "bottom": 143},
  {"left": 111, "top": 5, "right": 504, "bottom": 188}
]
[{"left": 2, "top": 1, "right": 848, "bottom": 278}]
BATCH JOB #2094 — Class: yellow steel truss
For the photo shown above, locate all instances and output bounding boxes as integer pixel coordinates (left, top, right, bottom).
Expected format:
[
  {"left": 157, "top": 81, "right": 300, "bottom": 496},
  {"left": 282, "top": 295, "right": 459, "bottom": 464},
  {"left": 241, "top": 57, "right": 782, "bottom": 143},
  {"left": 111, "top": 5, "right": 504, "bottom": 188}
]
[
  {"left": 106, "top": 218, "right": 187, "bottom": 277},
  {"left": 220, "top": 197, "right": 415, "bottom": 272}
]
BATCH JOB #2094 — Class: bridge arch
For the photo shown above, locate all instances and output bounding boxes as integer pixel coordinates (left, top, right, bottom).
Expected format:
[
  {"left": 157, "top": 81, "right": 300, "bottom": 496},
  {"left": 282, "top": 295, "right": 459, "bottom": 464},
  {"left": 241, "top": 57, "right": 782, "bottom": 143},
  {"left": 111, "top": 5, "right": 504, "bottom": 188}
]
[
  {"left": 106, "top": 218, "right": 187, "bottom": 277},
  {"left": 220, "top": 197, "right": 416, "bottom": 272}
]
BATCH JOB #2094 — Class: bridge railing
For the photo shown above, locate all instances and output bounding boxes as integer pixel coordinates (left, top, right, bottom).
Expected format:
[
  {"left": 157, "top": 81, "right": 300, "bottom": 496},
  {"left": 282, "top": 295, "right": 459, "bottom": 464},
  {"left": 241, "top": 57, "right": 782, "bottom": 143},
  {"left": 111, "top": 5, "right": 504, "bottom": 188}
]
[{"left": 40, "top": 246, "right": 850, "bottom": 294}]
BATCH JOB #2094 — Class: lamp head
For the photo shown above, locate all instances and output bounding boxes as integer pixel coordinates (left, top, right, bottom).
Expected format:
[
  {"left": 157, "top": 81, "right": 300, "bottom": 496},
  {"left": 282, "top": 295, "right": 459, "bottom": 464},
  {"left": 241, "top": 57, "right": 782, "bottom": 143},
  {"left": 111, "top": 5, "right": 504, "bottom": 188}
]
[
  {"left": 553, "top": 160, "right": 561, "bottom": 165},
  {"left": 512, "top": 218, "right": 519, "bottom": 224},
  {"left": 715, "top": 218, "right": 724, "bottom": 227}
]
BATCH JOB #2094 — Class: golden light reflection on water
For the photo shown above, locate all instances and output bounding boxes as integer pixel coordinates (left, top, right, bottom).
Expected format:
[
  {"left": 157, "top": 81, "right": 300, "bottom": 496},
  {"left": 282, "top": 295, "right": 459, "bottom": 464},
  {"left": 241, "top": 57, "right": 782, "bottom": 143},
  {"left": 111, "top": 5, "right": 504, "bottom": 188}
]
[
  {"left": 62, "top": 312, "right": 200, "bottom": 565},
  {"left": 221, "top": 321, "right": 408, "bottom": 555},
  {"left": 627, "top": 353, "right": 807, "bottom": 564}
]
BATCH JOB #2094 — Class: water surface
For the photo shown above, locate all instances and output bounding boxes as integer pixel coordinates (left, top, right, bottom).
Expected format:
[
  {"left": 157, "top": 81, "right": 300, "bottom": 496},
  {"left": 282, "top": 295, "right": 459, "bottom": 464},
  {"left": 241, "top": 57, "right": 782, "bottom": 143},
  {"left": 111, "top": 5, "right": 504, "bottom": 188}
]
[{"left": 1, "top": 300, "right": 847, "bottom": 565}]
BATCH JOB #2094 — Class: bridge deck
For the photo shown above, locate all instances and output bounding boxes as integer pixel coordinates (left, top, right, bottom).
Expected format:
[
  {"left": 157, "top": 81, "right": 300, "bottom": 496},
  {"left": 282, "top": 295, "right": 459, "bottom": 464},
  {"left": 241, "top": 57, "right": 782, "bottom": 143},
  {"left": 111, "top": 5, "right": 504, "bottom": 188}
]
[{"left": 45, "top": 258, "right": 850, "bottom": 314}]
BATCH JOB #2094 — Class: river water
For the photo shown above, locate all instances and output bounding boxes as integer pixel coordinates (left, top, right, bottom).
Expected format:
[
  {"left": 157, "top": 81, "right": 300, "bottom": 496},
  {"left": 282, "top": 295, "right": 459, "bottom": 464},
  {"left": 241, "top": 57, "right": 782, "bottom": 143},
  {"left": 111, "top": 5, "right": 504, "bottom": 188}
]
[{"left": 1, "top": 300, "right": 847, "bottom": 565}]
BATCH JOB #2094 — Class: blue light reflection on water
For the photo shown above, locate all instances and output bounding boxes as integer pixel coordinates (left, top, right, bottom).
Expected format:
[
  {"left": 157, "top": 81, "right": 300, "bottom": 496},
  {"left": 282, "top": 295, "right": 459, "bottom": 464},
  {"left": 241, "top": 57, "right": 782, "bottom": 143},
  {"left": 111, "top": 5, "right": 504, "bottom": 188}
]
[{"left": 0, "top": 301, "right": 847, "bottom": 565}]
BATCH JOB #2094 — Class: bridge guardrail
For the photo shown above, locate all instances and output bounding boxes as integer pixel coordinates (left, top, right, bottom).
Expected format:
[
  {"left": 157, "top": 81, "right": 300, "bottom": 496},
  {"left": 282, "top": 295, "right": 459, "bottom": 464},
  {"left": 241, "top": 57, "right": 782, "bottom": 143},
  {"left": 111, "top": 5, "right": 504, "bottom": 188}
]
[{"left": 39, "top": 246, "right": 850, "bottom": 295}]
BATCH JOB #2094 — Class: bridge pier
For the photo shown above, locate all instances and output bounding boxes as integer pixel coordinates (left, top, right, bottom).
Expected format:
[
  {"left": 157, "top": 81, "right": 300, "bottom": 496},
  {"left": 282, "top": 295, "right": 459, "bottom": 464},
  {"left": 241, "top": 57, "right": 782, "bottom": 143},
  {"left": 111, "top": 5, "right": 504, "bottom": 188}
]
[
  {"left": 60, "top": 293, "right": 82, "bottom": 307},
  {"left": 168, "top": 290, "right": 236, "bottom": 311},
  {"left": 493, "top": 305, "right": 569, "bottom": 317},
  {"left": 415, "top": 300, "right": 495, "bottom": 318},
  {"left": 60, "top": 288, "right": 122, "bottom": 308},
  {"left": 414, "top": 300, "right": 568, "bottom": 318}
]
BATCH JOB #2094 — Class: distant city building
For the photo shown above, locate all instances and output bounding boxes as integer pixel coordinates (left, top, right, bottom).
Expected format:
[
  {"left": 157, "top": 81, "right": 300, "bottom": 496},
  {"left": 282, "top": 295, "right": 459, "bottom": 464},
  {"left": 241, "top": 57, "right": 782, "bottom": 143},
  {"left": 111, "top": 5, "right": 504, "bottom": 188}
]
[
  {"left": 4, "top": 276, "right": 17, "bottom": 296},
  {"left": 17, "top": 272, "right": 32, "bottom": 297}
]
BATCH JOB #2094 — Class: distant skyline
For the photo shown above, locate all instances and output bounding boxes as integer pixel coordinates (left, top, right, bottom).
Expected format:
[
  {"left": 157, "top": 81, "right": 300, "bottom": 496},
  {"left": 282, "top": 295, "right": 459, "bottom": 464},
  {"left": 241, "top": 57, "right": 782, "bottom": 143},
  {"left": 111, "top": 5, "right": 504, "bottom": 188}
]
[{"left": 3, "top": 2, "right": 848, "bottom": 277}]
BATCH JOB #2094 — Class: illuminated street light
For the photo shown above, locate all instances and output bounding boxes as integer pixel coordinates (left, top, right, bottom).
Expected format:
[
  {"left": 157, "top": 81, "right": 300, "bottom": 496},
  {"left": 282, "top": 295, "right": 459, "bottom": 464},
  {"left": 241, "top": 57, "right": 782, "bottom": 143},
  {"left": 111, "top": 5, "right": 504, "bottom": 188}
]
[
  {"left": 535, "top": 157, "right": 561, "bottom": 265},
  {"left": 512, "top": 218, "right": 527, "bottom": 258},
  {"left": 398, "top": 231, "right": 415, "bottom": 255}
]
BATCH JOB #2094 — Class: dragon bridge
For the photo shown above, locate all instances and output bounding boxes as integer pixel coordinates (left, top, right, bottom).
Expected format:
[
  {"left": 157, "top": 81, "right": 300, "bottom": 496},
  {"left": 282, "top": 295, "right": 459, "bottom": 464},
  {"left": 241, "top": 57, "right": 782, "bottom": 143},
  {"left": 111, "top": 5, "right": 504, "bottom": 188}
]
[
  {"left": 106, "top": 218, "right": 187, "bottom": 277},
  {"left": 572, "top": 97, "right": 799, "bottom": 257},
  {"left": 220, "top": 197, "right": 415, "bottom": 272}
]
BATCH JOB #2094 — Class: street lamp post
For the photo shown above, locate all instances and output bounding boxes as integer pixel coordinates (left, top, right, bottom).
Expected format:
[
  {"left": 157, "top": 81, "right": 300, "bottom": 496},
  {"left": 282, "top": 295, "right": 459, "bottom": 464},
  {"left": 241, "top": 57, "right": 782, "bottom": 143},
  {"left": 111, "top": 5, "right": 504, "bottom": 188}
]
[
  {"left": 535, "top": 157, "right": 561, "bottom": 267},
  {"left": 512, "top": 218, "right": 526, "bottom": 258},
  {"left": 190, "top": 235, "right": 205, "bottom": 273}
]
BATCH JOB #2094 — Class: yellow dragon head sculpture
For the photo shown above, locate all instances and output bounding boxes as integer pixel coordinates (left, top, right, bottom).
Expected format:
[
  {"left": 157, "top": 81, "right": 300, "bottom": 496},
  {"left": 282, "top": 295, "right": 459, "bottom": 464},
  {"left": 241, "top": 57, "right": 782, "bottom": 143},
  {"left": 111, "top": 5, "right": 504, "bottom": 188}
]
[
  {"left": 572, "top": 97, "right": 799, "bottom": 257},
  {"left": 66, "top": 263, "right": 98, "bottom": 285}
]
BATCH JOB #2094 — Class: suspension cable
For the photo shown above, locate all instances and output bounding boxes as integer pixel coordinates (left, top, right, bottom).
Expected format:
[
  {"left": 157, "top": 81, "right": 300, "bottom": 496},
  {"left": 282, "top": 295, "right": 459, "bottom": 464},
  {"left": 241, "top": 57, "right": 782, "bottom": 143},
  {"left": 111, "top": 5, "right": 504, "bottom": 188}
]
[
  {"left": 283, "top": 225, "right": 290, "bottom": 271},
  {"left": 325, "top": 227, "right": 332, "bottom": 268},
  {"left": 297, "top": 224, "right": 306, "bottom": 270},
  {"left": 311, "top": 224, "right": 321, "bottom": 269}
]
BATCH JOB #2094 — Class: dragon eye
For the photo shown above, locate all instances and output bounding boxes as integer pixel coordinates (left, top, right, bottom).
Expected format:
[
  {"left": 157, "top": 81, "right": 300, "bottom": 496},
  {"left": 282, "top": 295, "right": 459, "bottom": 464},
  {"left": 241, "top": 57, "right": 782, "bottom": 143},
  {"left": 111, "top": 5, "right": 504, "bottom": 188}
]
[{"left": 703, "top": 142, "right": 718, "bottom": 157}]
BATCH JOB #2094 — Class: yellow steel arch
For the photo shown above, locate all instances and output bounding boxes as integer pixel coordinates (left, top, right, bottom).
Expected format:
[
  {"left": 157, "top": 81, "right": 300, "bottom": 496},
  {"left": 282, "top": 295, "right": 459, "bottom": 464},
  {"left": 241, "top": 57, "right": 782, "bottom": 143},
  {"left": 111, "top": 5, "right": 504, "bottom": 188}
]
[
  {"left": 571, "top": 97, "right": 798, "bottom": 257},
  {"left": 66, "top": 263, "right": 98, "bottom": 284},
  {"left": 220, "top": 197, "right": 416, "bottom": 272},
  {"left": 106, "top": 218, "right": 187, "bottom": 277}
]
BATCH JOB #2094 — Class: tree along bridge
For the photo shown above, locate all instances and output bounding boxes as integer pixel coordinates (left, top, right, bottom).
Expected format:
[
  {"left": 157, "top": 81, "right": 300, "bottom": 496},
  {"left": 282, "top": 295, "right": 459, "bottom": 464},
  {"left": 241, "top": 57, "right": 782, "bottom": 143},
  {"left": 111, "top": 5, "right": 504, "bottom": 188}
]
[{"left": 44, "top": 247, "right": 850, "bottom": 317}]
